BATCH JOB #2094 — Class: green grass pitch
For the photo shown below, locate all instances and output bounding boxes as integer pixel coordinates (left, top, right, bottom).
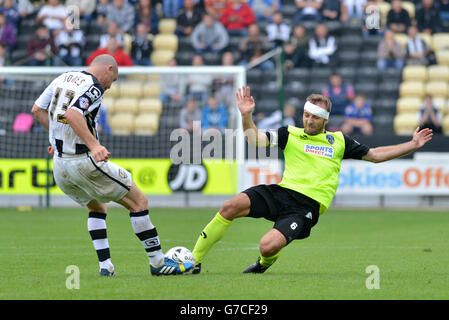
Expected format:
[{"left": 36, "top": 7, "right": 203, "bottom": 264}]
[{"left": 0, "top": 206, "right": 448, "bottom": 300}]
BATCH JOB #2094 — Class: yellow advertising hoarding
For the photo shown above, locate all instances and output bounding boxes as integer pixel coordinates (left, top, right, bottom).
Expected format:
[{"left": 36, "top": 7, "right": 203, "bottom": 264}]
[{"left": 0, "top": 159, "right": 237, "bottom": 195}]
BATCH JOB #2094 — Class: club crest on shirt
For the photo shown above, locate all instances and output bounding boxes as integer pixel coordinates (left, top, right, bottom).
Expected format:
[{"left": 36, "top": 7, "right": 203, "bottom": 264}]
[
  {"left": 79, "top": 97, "right": 89, "bottom": 110},
  {"left": 326, "top": 134, "right": 335, "bottom": 145},
  {"left": 119, "top": 168, "right": 128, "bottom": 179},
  {"left": 304, "top": 144, "right": 334, "bottom": 159}
]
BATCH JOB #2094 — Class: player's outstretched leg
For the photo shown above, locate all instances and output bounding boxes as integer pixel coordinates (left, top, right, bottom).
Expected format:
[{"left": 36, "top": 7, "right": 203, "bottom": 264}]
[
  {"left": 87, "top": 200, "right": 115, "bottom": 276},
  {"left": 191, "top": 193, "right": 251, "bottom": 274},
  {"left": 243, "top": 228, "right": 286, "bottom": 274},
  {"left": 116, "top": 183, "right": 193, "bottom": 275}
]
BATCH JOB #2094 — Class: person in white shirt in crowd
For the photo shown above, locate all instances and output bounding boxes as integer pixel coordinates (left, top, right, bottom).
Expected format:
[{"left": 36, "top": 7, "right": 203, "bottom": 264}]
[
  {"left": 99, "top": 21, "right": 124, "bottom": 49},
  {"left": 191, "top": 13, "right": 229, "bottom": 54},
  {"left": 36, "top": 0, "right": 67, "bottom": 35},
  {"left": 54, "top": 19, "right": 85, "bottom": 66},
  {"left": 266, "top": 12, "right": 290, "bottom": 48},
  {"left": 308, "top": 23, "right": 337, "bottom": 68}
]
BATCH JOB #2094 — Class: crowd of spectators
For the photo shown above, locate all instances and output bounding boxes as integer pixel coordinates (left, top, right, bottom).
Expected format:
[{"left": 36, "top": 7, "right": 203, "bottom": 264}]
[{"left": 2, "top": 0, "right": 449, "bottom": 136}]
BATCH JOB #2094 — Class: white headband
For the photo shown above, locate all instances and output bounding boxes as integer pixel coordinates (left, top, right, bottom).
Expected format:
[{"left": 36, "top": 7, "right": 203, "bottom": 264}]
[{"left": 304, "top": 101, "right": 329, "bottom": 120}]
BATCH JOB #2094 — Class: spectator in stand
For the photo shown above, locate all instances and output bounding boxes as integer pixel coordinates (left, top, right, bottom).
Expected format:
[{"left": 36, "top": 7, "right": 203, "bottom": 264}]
[
  {"left": 135, "top": 0, "right": 159, "bottom": 35},
  {"left": 308, "top": 23, "right": 337, "bottom": 68},
  {"left": 293, "top": 0, "right": 323, "bottom": 24},
  {"left": 36, "top": 0, "right": 67, "bottom": 35},
  {"left": 26, "top": 24, "right": 56, "bottom": 66},
  {"left": 106, "top": 0, "right": 135, "bottom": 34},
  {"left": 180, "top": 96, "right": 202, "bottom": 133},
  {"left": 213, "top": 51, "right": 235, "bottom": 107},
  {"left": 220, "top": 0, "right": 256, "bottom": 37},
  {"left": 418, "top": 95, "right": 442, "bottom": 134},
  {"left": 341, "top": 94, "right": 373, "bottom": 136},
  {"left": 343, "top": 0, "right": 366, "bottom": 24},
  {"left": 284, "top": 24, "right": 311, "bottom": 69},
  {"left": 416, "top": 0, "right": 441, "bottom": 34},
  {"left": 202, "top": 95, "right": 228, "bottom": 132},
  {"left": 0, "top": 12, "right": 16, "bottom": 51},
  {"left": 257, "top": 103, "right": 296, "bottom": 130},
  {"left": 131, "top": 23, "right": 153, "bottom": 66},
  {"left": 0, "top": 0, "right": 20, "bottom": 30},
  {"left": 175, "top": 0, "right": 203, "bottom": 37},
  {"left": 98, "top": 104, "right": 112, "bottom": 135},
  {"left": 86, "top": 37, "right": 133, "bottom": 66},
  {"left": 16, "top": 0, "right": 36, "bottom": 18},
  {"left": 205, "top": 0, "right": 228, "bottom": 20},
  {"left": 187, "top": 55, "right": 213, "bottom": 103},
  {"left": 96, "top": 0, "right": 110, "bottom": 27},
  {"left": 160, "top": 58, "right": 187, "bottom": 104},
  {"left": 321, "top": 0, "right": 348, "bottom": 23},
  {"left": 266, "top": 12, "right": 290, "bottom": 48},
  {"left": 163, "top": 0, "right": 183, "bottom": 19},
  {"left": 247, "top": 0, "right": 281, "bottom": 22},
  {"left": 406, "top": 25, "right": 436, "bottom": 66},
  {"left": 377, "top": 29, "right": 405, "bottom": 72},
  {"left": 238, "top": 23, "right": 274, "bottom": 70},
  {"left": 322, "top": 73, "right": 355, "bottom": 116},
  {"left": 99, "top": 21, "right": 124, "bottom": 48},
  {"left": 54, "top": 20, "right": 85, "bottom": 66},
  {"left": 0, "top": 41, "right": 7, "bottom": 66},
  {"left": 386, "top": 0, "right": 411, "bottom": 34},
  {"left": 65, "top": 0, "right": 96, "bottom": 22},
  {"left": 438, "top": 0, "right": 449, "bottom": 24},
  {"left": 191, "top": 13, "right": 229, "bottom": 54}
]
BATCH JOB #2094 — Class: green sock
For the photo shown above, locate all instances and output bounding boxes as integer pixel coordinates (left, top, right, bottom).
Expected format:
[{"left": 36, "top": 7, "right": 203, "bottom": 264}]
[
  {"left": 260, "top": 251, "right": 281, "bottom": 268},
  {"left": 192, "top": 212, "right": 232, "bottom": 264}
]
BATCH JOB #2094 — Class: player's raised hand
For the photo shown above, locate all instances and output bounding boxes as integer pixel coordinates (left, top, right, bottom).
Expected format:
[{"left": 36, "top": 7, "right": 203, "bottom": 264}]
[
  {"left": 411, "top": 127, "right": 433, "bottom": 148},
  {"left": 91, "top": 144, "right": 111, "bottom": 162},
  {"left": 236, "top": 86, "right": 255, "bottom": 116}
]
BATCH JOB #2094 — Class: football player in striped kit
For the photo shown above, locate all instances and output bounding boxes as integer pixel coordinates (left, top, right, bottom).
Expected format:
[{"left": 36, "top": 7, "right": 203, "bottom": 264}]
[{"left": 31, "top": 54, "right": 193, "bottom": 276}]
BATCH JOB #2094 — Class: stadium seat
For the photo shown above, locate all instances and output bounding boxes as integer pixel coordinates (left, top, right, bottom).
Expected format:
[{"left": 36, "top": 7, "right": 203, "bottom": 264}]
[
  {"left": 399, "top": 81, "right": 425, "bottom": 98},
  {"left": 338, "top": 35, "right": 362, "bottom": 52},
  {"left": 378, "top": 81, "right": 400, "bottom": 99},
  {"left": 114, "top": 98, "right": 139, "bottom": 114},
  {"left": 285, "top": 81, "right": 307, "bottom": 100},
  {"left": 431, "top": 96, "right": 447, "bottom": 114},
  {"left": 394, "top": 113, "right": 419, "bottom": 135},
  {"left": 394, "top": 33, "right": 408, "bottom": 47},
  {"left": 442, "top": 115, "right": 449, "bottom": 134},
  {"left": 432, "top": 33, "right": 449, "bottom": 51},
  {"left": 402, "top": 65, "right": 428, "bottom": 81},
  {"left": 338, "top": 50, "right": 360, "bottom": 67},
  {"left": 375, "top": 2, "right": 391, "bottom": 27},
  {"left": 336, "top": 66, "right": 355, "bottom": 84},
  {"left": 427, "top": 65, "right": 449, "bottom": 81},
  {"left": 105, "top": 83, "right": 120, "bottom": 99},
  {"left": 247, "top": 69, "right": 263, "bottom": 84},
  {"left": 285, "top": 68, "right": 309, "bottom": 83},
  {"left": 436, "top": 50, "right": 449, "bottom": 66},
  {"left": 355, "top": 66, "right": 378, "bottom": 82},
  {"left": 102, "top": 97, "right": 115, "bottom": 114},
  {"left": 142, "top": 82, "right": 162, "bottom": 98},
  {"left": 134, "top": 113, "right": 160, "bottom": 135},
  {"left": 425, "top": 81, "right": 449, "bottom": 98},
  {"left": 396, "top": 97, "right": 422, "bottom": 114},
  {"left": 154, "top": 34, "right": 178, "bottom": 51},
  {"left": 402, "top": 1, "right": 415, "bottom": 18},
  {"left": 119, "top": 81, "right": 143, "bottom": 98},
  {"left": 109, "top": 112, "right": 135, "bottom": 135},
  {"left": 138, "top": 98, "right": 163, "bottom": 114},
  {"left": 123, "top": 33, "right": 132, "bottom": 55},
  {"left": 151, "top": 50, "right": 176, "bottom": 66},
  {"left": 159, "top": 19, "right": 176, "bottom": 34}
]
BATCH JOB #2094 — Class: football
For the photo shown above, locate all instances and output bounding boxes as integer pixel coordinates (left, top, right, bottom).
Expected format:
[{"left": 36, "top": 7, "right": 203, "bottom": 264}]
[{"left": 165, "top": 246, "right": 196, "bottom": 271}]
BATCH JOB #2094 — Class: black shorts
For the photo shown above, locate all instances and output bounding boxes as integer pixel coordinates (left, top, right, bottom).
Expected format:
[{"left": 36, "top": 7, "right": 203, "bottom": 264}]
[{"left": 242, "top": 184, "right": 320, "bottom": 244}]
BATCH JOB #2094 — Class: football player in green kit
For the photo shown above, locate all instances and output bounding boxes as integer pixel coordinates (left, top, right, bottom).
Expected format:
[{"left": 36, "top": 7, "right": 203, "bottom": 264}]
[{"left": 191, "top": 86, "right": 433, "bottom": 274}]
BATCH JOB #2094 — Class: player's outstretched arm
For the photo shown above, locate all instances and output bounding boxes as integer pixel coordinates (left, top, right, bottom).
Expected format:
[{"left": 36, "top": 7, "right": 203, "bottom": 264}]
[
  {"left": 65, "top": 108, "right": 111, "bottom": 162},
  {"left": 362, "top": 127, "right": 433, "bottom": 163},
  {"left": 236, "top": 86, "right": 270, "bottom": 147}
]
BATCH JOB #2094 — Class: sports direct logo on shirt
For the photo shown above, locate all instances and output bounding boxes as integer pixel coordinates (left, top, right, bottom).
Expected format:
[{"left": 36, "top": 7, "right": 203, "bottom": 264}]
[{"left": 304, "top": 144, "right": 334, "bottom": 159}]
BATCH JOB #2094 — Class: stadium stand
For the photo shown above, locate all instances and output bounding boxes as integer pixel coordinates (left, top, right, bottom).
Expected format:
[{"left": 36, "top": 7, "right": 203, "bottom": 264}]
[{"left": 3, "top": 0, "right": 449, "bottom": 160}]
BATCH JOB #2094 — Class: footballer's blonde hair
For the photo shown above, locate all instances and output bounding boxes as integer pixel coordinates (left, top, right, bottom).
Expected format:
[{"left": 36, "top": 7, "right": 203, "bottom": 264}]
[{"left": 306, "top": 94, "right": 332, "bottom": 113}]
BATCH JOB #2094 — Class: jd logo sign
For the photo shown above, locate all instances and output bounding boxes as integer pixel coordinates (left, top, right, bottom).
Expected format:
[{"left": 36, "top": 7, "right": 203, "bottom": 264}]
[{"left": 168, "top": 164, "right": 208, "bottom": 192}]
